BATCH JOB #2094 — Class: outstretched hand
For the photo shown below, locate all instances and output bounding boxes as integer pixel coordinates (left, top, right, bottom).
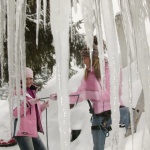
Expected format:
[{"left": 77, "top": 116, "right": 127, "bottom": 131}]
[
  {"left": 49, "top": 94, "right": 57, "bottom": 100},
  {"left": 29, "top": 98, "right": 39, "bottom": 105}
]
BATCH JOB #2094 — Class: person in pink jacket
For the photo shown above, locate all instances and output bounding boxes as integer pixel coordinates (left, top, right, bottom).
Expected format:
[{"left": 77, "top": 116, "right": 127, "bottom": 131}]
[
  {"left": 69, "top": 41, "right": 130, "bottom": 150},
  {"left": 50, "top": 39, "right": 130, "bottom": 149},
  {"left": 12, "top": 67, "right": 49, "bottom": 150}
]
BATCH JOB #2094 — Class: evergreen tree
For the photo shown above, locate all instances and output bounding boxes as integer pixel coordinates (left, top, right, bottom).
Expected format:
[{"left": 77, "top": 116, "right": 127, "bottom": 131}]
[{"left": 2, "top": 0, "right": 84, "bottom": 89}]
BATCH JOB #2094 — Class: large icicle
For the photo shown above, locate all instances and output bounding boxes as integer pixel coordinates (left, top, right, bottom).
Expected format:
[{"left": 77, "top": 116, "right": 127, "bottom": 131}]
[
  {"left": 93, "top": 0, "right": 105, "bottom": 90},
  {"left": 0, "top": 0, "right": 5, "bottom": 86},
  {"left": 6, "top": 0, "right": 16, "bottom": 136},
  {"left": 0, "top": 0, "right": 3, "bottom": 84},
  {"left": 15, "top": 0, "right": 26, "bottom": 122},
  {"left": 73, "top": 0, "right": 78, "bottom": 14},
  {"left": 119, "top": 0, "right": 138, "bottom": 147},
  {"left": 7, "top": 0, "right": 27, "bottom": 134},
  {"left": 115, "top": 12, "right": 135, "bottom": 147},
  {"left": 145, "top": 0, "right": 150, "bottom": 22},
  {"left": 120, "top": 0, "right": 150, "bottom": 148},
  {"left": 43, "top": 0, "right": 47, "bottom": 30},
  {"left": 80, "top": 0, "right": 95, "bottom": 69},
  {"left": 20, "top": 0, "right": 27, "bottom": 117},
  {"left": 129, "top": 0, "right": 150, "bottom": 138},
  {"left": 50, "top": 0, "right": 71, "bottom": 149},
  {"left": 3, "top": 0, "right": 6, "bottom": 42},
  {"left": 101, "top": 0, "right": 121, "bottom": 149},
  {"left": 115, "top": 13, "right": 128, "bottom": 68},
  {"left": 36, "top": 0, "right": 41, "bottom": 47}
]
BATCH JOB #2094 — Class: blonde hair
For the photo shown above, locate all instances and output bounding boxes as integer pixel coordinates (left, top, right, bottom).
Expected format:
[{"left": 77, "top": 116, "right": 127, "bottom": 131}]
[{"left": 84, "top": 57, "right": 101, "bottom": 80}]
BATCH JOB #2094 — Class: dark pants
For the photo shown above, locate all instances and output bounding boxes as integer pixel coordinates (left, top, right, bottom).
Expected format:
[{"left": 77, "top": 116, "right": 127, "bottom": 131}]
[
  {"left": 92, "top": 106, "right": 130, "bottom": 150},
  {"left": 14, "top": 135, "right": 46, "bottom": 150}
]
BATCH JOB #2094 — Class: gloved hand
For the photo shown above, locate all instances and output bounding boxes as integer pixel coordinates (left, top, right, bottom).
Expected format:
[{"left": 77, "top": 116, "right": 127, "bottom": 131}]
[
  {"left": 49, "top": 94, "right": 57, "bottom": 100},
  {"left": 29, "top": 98, "right": 39, "bottom": 105},
  {"left": 41, "top": 100, "right": 49, "bottom": 111}
]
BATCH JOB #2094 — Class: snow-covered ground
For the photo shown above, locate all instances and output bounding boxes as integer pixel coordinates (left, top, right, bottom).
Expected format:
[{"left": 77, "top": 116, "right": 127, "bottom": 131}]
[{"left": 0, "top": 63, "right": 149, "bottom": 150}]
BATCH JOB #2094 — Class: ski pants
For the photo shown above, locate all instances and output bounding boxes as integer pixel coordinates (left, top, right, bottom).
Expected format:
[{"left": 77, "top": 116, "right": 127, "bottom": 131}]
[
  {"left": 91, "top": 106, "right": 130, "bottom": 150},
  {"left": 14, "top": 135, "right": 46, "bottom": 150}
]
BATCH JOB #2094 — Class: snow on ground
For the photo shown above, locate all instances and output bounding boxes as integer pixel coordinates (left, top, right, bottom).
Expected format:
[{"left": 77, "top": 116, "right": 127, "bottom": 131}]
[{"left": 0, "top": 63, "right": 149, "bottom": 150}]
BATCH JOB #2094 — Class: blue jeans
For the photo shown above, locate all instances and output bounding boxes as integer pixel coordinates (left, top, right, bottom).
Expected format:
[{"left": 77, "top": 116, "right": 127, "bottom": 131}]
[
  {"left": 91, "top": 106, "right": 130, "bottom": 150},
  {"left": 14, "top": 135, "right": 46, "bottom": 150}
]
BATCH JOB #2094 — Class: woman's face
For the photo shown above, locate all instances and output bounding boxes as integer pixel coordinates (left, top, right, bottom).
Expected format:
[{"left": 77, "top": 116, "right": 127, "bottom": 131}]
[
  {"left": 82, "top": 56, "right": 90, "bottom": 68},
  {"left": 26, "top": 77, "right": 33, "bottom": 87}
]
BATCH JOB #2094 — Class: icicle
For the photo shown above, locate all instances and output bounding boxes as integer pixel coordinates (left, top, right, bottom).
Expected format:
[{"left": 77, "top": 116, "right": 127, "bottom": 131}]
[
  {"left": 0, "top": 0, "right": 7, "bottom": 87},
  {"left": 125, "top": 0, "right": 140, "bottom": 82},
  {"left": 15, "top": 0, "right": 23, "bottom": 125},
  {"left": 73, "top": 0, "right": 78, "bottom": 14},
  {"left": 120, "top": 0, "right": 150, "bottom": 147},
  {"left": 20, "top": 0, "right": 27, "bottom": 117},
  {"left": 93, "top": 0, "right": 105, "bottom": 90},
  {"left": 36, "top": 0, "right": 41, "bottom": 48},
  {"left": 70, "top": 8, "right": 73, "bottom": 43},
  {"left": 127, "top": 42, "right": 134, "bottom": 149},
  {"left": 79, "top": 0, "right": 95, "bottom": 69},
  {"left": 80, "top": 0, "right": 94, "bottom": 48},
  {"left": 50, "top": 0, "right": 71, "bottom": 149},
  {"left": 0, "top": 0, "right": 4, "bottom": 86},
  {"left": 129, "top": 0, "right": 150, "bottom": 137},
  {"left": 115, "top": 13, "right": 128, "bottom": 68},
  {"left": 115, "top": 11, "right": 135, "bottom": 148},
  {"left": 3, "top": 0, "right": 6, "bottom": 42},
  {"left": 0, "top": 49, "right": 4, "bottom": 87},
  {"left": 6, "top": 0, "right": 16, "bottom": 135},
  {"left": 43, "top": 0, "right": 47, "bottom": 30},
  {"left": 89, "top": 48, "right": 93, "bottom": 71},
  {"left": 119, "top": 1, "right": 138, "bottom": 147},
  {"left": 117, "top": 0, "right": 121, "bottom": 8},
  {"left": 101, "top": 0, "right": 121, "bottom": 149},
  {"left": 145, "top": 0, "right": 150, "bottom": 22},
  {"left": 7, "top": 0, "right": 27, "bottom": 133}
]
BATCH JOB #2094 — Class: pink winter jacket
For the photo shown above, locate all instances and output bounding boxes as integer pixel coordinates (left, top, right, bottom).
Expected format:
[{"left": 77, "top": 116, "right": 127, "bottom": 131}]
[
  {"left": 70, "top": 62, "right": 124, "bottom": 114},
  {"left": 12, "top": 86, "right": 44, "bottom": 137}
]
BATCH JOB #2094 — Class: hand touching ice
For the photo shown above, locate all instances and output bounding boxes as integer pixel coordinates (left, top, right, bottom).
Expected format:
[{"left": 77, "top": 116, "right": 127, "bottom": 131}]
[{"left": 49, "top": 94, "right": 57, "bottom": 100}]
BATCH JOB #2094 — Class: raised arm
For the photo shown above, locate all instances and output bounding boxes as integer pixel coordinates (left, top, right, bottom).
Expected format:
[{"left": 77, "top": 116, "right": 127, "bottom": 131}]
[{"left": 69, "top": 78, "right": 87, "bottom": 104}]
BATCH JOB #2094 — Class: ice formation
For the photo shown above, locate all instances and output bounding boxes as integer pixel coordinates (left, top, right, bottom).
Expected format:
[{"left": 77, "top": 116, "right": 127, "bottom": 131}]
[{"left": 0, "top": 0, "right": 150, "bottom": 149}]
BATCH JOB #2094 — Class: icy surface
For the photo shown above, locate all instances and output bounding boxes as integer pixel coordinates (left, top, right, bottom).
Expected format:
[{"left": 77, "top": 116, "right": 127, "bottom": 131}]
[
  {"left": 101, "top": 0, "right": 121, "bottom": 148},
  {"left": 50, "top": 0, "right": 71, "bottom": 149}
]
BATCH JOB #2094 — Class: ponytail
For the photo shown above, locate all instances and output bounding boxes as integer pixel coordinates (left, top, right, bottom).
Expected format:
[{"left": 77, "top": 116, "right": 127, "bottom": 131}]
[{"left": 84, "top": 57, "right": 101, "bottom": 80}]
